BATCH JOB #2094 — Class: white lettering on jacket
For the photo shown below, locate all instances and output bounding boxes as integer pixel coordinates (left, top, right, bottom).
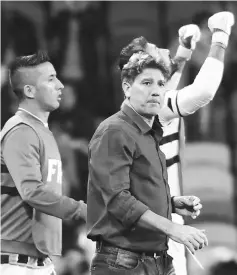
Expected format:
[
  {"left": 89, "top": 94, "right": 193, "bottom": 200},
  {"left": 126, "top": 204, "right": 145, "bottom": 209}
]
[{"left": 47, "top": 159, "right": 62, "bottom": 184}]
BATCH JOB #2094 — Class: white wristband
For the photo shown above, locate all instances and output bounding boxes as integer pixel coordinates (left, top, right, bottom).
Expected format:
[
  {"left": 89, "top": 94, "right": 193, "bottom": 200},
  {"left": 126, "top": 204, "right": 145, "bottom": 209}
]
[
  {"left": 212, "top": 31, "right": 229, "bottom": 48},
  {"left": 176, "top": 45, "right": 193, "bottom": 61}
]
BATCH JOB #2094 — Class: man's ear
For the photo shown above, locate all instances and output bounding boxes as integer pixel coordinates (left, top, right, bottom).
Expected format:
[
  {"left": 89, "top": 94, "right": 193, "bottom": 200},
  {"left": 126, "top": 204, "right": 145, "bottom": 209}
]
[
  {"left": 23, "top": 85, "right": 36, "bottom": 99},
  {"left": 122, "top": 81, "right": 131, "bottom": 99}
]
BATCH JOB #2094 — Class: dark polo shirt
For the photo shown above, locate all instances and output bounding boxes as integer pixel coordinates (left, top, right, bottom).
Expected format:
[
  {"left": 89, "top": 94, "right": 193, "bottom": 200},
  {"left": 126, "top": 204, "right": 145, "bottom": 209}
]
[{"left": 87, "top": 104, "right": 172, "bottom": 252}]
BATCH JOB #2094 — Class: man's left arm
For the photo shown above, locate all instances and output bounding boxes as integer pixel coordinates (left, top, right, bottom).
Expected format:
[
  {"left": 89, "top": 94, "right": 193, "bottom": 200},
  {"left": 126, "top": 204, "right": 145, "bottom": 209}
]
[{"left": 159, "top": 24, "right": 201, "bottom": 124}]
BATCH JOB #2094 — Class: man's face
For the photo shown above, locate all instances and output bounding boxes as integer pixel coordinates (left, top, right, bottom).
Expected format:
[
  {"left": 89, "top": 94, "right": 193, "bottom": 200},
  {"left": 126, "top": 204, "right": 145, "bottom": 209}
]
[
  {"left": 34, "top": 62, "right": 64, "bottom": 112},
  {"left": 145, "top": 43, "right": 173, "bottom": 71},
  {"left": 123, "top": 68, "right": 166, "bottom": 118}
]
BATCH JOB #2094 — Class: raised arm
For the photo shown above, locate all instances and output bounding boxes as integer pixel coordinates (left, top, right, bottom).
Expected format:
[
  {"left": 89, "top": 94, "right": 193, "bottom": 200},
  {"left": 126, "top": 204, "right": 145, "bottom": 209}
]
[
  {"left": 166, "top": 24, "right": 201, "bottom": 91},
  {"left": 159, "top": 12, "right": 235, "bottom": 123}
]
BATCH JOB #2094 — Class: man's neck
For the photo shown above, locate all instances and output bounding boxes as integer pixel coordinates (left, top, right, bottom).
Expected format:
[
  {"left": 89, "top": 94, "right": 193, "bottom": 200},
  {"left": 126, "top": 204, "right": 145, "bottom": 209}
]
[
  {"left": 18, "top": 103, "right": 49, "bottom": 124},
  {"left": 124, "top": 99, "right": 154, "bottom": 127}
]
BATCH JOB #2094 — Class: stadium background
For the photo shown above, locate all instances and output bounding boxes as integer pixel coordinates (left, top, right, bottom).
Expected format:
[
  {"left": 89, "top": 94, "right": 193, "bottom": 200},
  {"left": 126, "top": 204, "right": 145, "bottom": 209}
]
[{"left": 1, "top": 1, "right": 237, "bottom": 274}]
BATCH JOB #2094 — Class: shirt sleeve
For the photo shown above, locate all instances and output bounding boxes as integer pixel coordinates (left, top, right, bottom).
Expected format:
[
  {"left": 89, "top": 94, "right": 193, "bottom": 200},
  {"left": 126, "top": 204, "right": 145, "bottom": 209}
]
[
  {"left": 159, "top": 57, "right": 224, "bottom": 124},
  {"left": 89, "top": 128, "right": 149, "bottom": 229},
  {"left": 2, "top": 125, "right": 86, "bottom": 221},
  {"left": 158, "top": 89, "right": 181, "bottom": 126}
]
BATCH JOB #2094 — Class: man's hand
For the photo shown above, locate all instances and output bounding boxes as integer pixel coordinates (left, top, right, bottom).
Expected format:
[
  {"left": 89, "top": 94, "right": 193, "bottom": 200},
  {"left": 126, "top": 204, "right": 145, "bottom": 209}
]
[
  {"left": 172, "top": 196, "right": 202, "bottom": 219},
  {"left": 176, "top": 24, "right": 201, "bottom": 60},
  {"left": 168, "top": 223, "right": 208, "bottom": 254},
  {"left": 179, "top": 24, "right": 201, "bottom": 50},
  {"left": 208, "top": 11, "right": 235, "bottom": 48},
  {"left": 208, "top": 11, "right": 235, "bottom": 35}
]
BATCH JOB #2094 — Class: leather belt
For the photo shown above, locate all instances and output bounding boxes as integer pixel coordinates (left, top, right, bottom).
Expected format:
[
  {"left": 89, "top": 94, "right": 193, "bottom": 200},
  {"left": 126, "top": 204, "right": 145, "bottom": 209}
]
[{"left": 96, "top": 241, "right": 167, "bottom": 259}]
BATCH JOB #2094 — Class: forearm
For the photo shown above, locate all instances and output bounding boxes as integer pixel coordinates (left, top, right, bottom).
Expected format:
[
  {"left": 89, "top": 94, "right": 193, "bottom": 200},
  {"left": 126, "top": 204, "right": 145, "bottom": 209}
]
[
  {"left": 136, "top": 209, "right": 173, "bottom": 235},
  {"left": 165, "top": 54, "right": 187, "bottom": 91},
  {"left": 190, "top": 43, "right": 225, "bottom": 98},
  {"left": 23, "top": 185, "right": 86, "bottom": 221},
  {"left": 177, "top": 44, "right": 224, "bottom": 116},
  {"left": 165, "top": 71, "right": 182, "bottom": 91},
  {"left": 3, "top": 142, "right": 86, "bottom": 221},
  {"left": 208, "top": 43, "right": 225, "bottom": 61},
  {"left": 173, "top": 56, "right": 187, "bottom": 73}
]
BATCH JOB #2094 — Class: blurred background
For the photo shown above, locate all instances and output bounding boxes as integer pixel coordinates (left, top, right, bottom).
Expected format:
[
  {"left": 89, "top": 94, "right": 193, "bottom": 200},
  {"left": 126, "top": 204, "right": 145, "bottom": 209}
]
[{"left": 1, "top": 1, "right": 237, "bottom": 274}]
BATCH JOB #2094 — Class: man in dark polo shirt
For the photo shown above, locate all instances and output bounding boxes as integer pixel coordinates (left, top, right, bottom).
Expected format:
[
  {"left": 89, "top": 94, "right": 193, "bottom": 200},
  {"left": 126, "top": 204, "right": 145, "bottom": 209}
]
[{"left": 87, "top": 51, "right": 209, "bottom": 275}]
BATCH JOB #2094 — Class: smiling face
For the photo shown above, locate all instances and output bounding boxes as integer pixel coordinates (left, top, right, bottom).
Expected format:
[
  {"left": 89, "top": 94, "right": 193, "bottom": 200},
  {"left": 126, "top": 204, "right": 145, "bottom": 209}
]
[
  {"left": 123, "top": 68, "right": 166, "bottom": 118},
  {"left": 33, "top": 62, "right": 64, "bottom": 112}
]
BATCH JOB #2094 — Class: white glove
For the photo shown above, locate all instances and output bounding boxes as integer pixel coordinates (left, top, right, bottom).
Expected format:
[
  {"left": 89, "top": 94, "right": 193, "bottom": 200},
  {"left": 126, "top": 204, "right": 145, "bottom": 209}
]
[
  {"left": 208, "top": 11, "right": 235, "bottom": 48},
  {"left": 179, "top": 24, "right": 201, "bottom": 50},
  {"left": 176, "top": 24, "right": 201, "bottom": 60}
]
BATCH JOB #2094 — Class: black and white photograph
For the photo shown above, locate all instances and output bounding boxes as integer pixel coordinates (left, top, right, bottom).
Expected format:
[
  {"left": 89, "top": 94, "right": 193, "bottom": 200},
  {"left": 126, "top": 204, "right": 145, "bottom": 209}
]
[{"left": 1, "top": 1, "right": 237, "bottom": 275}]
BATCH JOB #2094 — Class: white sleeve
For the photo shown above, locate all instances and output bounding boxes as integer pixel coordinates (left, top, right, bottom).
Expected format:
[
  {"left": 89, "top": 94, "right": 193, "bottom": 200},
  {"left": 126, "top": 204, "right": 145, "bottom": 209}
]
[
  {"left": 159, "top": 89, "right": 181, "bottom": 126},
  {"left": 165, "top": 71, "right": 182, "bottom": 91},
  {"left": 177, "top": 57, "right": 224, "bottom": 116},
  {"left": 159, "top": 57, "right": 224, "bottom": 124}
]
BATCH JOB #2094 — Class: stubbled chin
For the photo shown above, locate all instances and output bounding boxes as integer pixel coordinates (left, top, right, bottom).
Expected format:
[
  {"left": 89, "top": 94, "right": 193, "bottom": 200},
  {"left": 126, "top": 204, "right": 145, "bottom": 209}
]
[
  {"left": 149, "top": 106, "right": 160, "bottom": 114},
  {"left": 142, "top": 109, "right": 159, "bottom": 118}
]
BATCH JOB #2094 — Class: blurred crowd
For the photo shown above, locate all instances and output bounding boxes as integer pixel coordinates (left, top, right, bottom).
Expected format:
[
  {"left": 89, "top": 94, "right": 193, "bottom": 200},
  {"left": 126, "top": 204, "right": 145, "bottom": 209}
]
[{"left": 1, "top": 1, "right": 237, "bottom": 275}]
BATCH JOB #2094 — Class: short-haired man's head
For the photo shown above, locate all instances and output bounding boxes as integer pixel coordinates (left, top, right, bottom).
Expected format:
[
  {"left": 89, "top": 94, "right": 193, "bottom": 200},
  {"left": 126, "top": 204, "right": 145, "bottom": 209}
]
[
  {"left": 9, "top": 51, "right": 50, "bottom": 101},
  {"left": 119, "top": 36, "right": 148, "bottom": 71},
  {"left": 119, "top": 36, "right": 175, "bottom": 78},
  {"left": 121, "top": 51, "right": 170, "bottom": 84}
]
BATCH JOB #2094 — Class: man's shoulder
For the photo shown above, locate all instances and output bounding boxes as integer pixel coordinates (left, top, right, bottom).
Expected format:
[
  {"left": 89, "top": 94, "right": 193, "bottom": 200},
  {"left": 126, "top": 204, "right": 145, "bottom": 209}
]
[
  {"left": 1, "top": 124, "right": 40, "bottom": 162},
  {"left": 96, "top": 111, "right": 128, "bottom": 133},
  {"left": 90, "top": 111, "right": 136, "bottom": 144},
  {"left": 1, "top": 114, "right": 36, "bottom": 142},
  {"left": 3, "top": 124, "right": 39, "bottom": 146},
  {"left": 2, "top": 113, "right": 42, "bottom": 134}
]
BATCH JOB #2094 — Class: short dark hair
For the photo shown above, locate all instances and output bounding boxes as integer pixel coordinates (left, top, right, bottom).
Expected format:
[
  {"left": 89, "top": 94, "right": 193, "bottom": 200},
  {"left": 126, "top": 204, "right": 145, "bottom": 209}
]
[
  {"left": 121, "top": 51, "right": 170, "bottom": 83},
  {"left": 119, "top": 36, "right": 148, "bottom": 71},
  {"left": 9, "top": 51, "right": 50, "bottom": 101}
]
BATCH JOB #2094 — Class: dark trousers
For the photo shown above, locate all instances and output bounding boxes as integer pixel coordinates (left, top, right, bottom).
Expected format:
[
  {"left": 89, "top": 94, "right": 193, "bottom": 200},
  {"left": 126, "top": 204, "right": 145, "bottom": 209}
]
[{"left": 90, "top": 243, "right": 176, "bottom": 275}]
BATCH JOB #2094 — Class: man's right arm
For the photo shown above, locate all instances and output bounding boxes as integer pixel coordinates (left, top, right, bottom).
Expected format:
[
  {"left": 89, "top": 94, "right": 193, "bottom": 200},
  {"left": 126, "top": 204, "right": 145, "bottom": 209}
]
[
  {"left": 2, "top": 126, "right": 86, "bottom": 221},
  {"left": 177, "top": 12, "right": 234, "bottom": 116},
  {"left": 159, "top": 12, "right": 234, "bottom": 123},
  {"left": 165, "top": 24, "right": 201, "bottom": 91}
]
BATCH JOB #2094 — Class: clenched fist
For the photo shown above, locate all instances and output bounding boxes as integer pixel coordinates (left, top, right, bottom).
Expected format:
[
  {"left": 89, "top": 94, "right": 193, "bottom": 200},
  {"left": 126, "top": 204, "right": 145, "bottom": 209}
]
[
  {"left": 179, "top": 24, "right": 201, "bottom": 50},
  {"left": 172, "top": 195, "right": 202, "bottom": 219},
  {"left": 168, "top": 223, "right": 208, "bottom": 254},
  {"left": 208, "top": 11, "right": 235, "bottom": 48},
  {"left": 176, "top": 24, "right": 201, "bottom": 60}
]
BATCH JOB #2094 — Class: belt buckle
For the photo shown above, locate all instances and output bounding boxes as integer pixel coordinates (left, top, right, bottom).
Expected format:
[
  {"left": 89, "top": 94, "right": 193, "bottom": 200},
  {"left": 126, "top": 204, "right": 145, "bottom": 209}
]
[{"left": 154, "top": 252, "right": 159, "bottom": 259}]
